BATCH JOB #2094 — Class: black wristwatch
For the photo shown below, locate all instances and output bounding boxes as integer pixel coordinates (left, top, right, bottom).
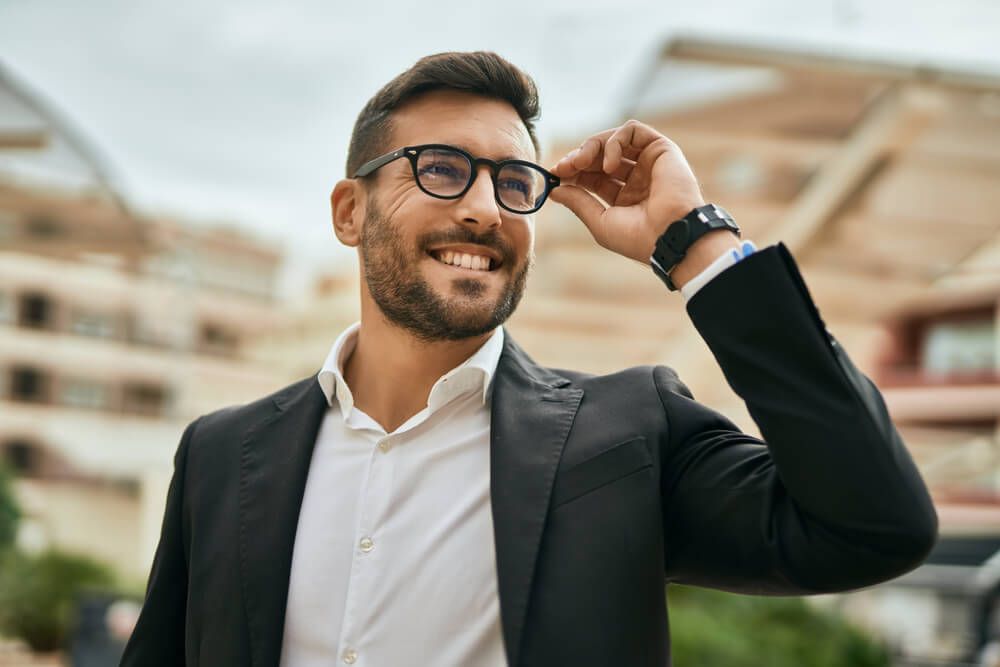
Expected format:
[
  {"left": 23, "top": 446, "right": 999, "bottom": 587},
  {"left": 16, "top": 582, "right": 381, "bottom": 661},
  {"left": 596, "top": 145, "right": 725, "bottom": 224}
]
[{"left": 649, "top": 204, "right": 741, "bottom": 291}]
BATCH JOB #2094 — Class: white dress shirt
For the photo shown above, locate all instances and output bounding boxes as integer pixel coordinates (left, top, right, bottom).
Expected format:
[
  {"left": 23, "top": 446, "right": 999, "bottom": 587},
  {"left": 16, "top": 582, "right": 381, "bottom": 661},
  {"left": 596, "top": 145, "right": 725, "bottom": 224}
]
[
  {"left": 679, "top": 240, "right": 757, "bottom": 300},
  {"left": 280, "top": 323, "right": 508, "bottom": 667}
]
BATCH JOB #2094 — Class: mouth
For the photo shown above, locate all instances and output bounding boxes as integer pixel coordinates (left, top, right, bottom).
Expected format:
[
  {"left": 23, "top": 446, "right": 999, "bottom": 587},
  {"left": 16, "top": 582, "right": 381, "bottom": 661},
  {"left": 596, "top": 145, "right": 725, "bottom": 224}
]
[{"left": 426, "top": 246, "right": 503, "bottom": 273}]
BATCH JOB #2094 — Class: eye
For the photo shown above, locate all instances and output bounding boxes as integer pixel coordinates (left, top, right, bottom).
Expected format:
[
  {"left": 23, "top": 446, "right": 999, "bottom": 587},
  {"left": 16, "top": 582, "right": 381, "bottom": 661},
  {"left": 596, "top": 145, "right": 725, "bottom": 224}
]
[
  {"left": 418, "top": 162, "right": 463, "bottom": 179},
  {"left": 498, "top": 177, "right": 531, "bottom": 195},
  {"left": 416, "top": 149, "right": 470, "bottom": 185}
]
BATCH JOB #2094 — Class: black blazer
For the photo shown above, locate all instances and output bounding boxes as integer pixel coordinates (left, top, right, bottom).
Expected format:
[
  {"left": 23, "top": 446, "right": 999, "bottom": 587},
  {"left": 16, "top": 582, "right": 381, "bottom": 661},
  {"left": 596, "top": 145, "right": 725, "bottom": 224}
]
[{"left": 121, "top": 244, "right": 937, "bottom": 667}]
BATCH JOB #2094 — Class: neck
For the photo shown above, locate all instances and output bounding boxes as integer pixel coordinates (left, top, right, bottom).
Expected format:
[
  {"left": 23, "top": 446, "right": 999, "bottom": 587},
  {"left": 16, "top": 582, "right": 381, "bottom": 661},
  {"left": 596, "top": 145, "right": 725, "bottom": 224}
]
[{"left": 343, "top": 300, "right": 495, "bottom": 433}]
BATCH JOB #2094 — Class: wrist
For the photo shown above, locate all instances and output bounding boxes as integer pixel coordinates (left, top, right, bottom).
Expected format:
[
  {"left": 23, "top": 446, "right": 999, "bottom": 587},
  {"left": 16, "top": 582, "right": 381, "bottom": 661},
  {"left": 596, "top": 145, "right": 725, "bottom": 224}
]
[
  {"left": 649, "top": 204, "right": 741, "bottom": 291},
  {"left": 666, "top": 230, "right": 742, "bottom": 290}
]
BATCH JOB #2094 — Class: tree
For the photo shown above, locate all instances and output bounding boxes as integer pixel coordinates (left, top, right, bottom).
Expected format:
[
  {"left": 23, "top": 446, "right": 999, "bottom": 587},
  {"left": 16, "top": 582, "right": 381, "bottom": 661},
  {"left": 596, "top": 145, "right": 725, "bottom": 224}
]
[
  {"left": 668, "top": 585, "right": 890, "bottom": 667},
  {"left": 0, "top": 549, "right": 116, "bottom": 652},
  {"left": 0, "top": 463, "right": 21, "bottom": 552}
]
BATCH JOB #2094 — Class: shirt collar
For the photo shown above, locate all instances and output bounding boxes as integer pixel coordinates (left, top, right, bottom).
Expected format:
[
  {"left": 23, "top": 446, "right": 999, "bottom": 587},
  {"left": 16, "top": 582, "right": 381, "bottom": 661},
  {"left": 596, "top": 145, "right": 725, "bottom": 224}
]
[{"left": 316, "top": 321, "right": 505, "bottom": 418}]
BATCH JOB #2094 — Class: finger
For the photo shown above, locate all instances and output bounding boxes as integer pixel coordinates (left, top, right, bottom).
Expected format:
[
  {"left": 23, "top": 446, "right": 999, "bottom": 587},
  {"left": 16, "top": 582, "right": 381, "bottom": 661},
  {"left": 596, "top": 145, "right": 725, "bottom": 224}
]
[
  {"left": 578, "top": 157, "right": 635, "bottom": 181},
  {"left": 604, "top": 120, "right": 663, "bottom": 172},
  {"left": 571, "top": 134, "right": 607, "bottom": 172},
  {"left": 550, "top": 150, "right": 578, "bottom": 177},
  {"left": 551, "top": 128, "right": 617, "bottom": 176},
  {"left": 618, "top": 156, "right": 650, "bottom": 199},
  {"left": 573, "top": 172, "right": 626, "bottom": 205},
  {"left": 553, "top": 153, "right": 635, "bottom": 182},
  {"left": 548, "top": 184, "right": 606, "bottom": 231}
]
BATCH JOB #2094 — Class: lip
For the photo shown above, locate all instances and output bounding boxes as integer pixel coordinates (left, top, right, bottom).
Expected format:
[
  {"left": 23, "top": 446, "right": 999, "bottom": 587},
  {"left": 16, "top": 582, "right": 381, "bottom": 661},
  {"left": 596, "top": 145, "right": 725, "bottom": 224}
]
[{"left": 425, "top": 244, "right": 503, "bottom": 267}]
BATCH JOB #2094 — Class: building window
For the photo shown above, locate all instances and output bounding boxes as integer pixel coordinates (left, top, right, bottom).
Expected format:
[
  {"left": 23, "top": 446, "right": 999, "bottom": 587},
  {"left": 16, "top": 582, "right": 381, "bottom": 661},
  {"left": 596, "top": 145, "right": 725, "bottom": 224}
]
[
  {"left": 69, "top": 309, "right": 117, "bottom": 339},
  {"left": 60, "top": 378, "right": 109, "bottom": 410},
  {"left": 200, "top": 323, "right": 240, "bottom": 356},
  {"left": 18, "top": 292, "right": 54, "bottom": 330},
  {"left": 922, "top": 318, "right": 997, "bottom": 378},
  {"left": 2, "top": 440, "right": 41, "bottom": 476},
  {"left": 25, "top": 215, "right": 63, "bottom": 239},
  {"left": 9, "top": 366, "right": 50, "bottom": 403},
  {"left": 122, "top": 382, "right": 169, "bottom": 417}
]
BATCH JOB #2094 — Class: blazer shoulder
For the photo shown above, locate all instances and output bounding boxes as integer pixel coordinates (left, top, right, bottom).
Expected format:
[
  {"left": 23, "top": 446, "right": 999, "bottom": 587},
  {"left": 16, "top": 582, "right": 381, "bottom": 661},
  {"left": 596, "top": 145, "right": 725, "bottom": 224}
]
[
  {"left": 549, "top": 363, "right": 692, "bottom": 401},
  {"left": 191, "top": 375, "right": 318, "bottom": 441}
]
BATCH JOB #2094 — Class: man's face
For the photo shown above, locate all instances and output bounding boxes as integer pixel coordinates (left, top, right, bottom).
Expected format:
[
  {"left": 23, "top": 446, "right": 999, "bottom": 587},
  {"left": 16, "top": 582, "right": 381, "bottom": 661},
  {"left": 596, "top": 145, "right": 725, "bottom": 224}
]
[{"left": 357, "top": 91, "right": 536, "bottom": 342}]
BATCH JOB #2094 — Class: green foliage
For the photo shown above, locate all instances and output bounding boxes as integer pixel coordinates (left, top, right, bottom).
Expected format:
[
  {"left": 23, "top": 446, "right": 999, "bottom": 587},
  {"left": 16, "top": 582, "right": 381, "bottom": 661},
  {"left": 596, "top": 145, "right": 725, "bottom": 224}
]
[
  {"left": 0, "top": 464, "right": 20, "bottom": 551},
  {"left": 668, "top": 585, "right": 889, "bottom": 667},
  {"left": 0, "top": 549, "right": 116, "bottom": 651}
]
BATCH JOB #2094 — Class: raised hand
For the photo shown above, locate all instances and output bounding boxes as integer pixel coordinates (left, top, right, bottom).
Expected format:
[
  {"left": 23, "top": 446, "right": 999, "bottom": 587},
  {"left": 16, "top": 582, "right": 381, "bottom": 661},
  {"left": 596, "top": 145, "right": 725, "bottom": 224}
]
[{"left": 549, "top": 119, "right": 735, "bottom": 270}]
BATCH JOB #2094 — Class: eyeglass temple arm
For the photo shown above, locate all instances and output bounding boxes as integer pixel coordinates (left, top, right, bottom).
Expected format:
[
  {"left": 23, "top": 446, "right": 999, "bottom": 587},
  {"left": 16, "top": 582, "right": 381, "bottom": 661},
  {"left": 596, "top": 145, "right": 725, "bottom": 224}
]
[{"left": 352, "top": 148, "right": 409, "bottom": 178}]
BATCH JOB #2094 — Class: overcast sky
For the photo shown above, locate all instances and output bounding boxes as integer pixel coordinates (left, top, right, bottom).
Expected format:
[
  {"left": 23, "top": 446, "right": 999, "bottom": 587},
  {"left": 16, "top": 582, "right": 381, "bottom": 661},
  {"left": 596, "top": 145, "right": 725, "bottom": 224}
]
[{"left": 2, "top": 0, "right": 999, "bottom": 292}]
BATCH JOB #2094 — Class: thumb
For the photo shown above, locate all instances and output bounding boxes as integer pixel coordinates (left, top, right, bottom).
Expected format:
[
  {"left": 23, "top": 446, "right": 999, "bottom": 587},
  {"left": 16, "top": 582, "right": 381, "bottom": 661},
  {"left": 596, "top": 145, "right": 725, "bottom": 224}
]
[{"left": 548, "top": 185, "right": 605, "bottom": 233}]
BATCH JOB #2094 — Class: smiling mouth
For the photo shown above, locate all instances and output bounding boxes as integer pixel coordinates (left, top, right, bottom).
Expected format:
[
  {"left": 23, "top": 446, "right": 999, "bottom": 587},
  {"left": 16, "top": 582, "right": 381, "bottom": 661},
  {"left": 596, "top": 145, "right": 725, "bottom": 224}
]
[{"left": 427, "top": 249, "right": 500, "bottom": 272}]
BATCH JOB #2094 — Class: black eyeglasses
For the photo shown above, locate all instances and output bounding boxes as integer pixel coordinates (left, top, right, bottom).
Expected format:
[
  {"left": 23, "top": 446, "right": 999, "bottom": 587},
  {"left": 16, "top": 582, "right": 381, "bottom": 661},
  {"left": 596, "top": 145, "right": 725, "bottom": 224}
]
[{"left": 352, "top": 144, "right": 560, "bottom": 214}]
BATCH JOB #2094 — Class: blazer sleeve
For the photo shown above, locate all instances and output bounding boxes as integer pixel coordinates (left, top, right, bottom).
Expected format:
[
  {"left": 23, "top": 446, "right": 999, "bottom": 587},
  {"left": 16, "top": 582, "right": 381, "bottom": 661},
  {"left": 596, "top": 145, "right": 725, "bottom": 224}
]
[
  {"left": 656, "top": 243, "right": 937, "bottom": 595},
  {"left": 120, "top": 417, "right": 199, "bottom": 666}
]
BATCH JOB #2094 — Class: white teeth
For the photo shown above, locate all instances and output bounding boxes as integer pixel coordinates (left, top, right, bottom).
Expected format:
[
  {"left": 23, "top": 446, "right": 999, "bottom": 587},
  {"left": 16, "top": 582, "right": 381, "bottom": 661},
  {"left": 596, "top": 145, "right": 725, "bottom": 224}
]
[{"left": 432, "top": 250, "right": 493, "bottom": 271}]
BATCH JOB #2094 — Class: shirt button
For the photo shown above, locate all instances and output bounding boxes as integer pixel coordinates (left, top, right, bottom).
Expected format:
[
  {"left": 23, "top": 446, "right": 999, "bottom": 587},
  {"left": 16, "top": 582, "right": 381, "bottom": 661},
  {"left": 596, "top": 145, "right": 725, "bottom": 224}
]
[
  {"left": 342, "top": 648, "right": 357, "bottom": 664},
  {"left": 359, "top": 536, "right": 374, "bottom": 552},
  {"left": 378, "top": 440, "right": 390, "bottom": 452}
]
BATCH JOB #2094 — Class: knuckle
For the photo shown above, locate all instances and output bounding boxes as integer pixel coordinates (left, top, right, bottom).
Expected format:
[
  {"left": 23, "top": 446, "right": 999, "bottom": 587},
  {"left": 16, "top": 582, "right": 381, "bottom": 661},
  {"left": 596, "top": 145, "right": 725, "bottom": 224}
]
[{"left": 651, "top": 136, "right": 674, "bottom": 150}]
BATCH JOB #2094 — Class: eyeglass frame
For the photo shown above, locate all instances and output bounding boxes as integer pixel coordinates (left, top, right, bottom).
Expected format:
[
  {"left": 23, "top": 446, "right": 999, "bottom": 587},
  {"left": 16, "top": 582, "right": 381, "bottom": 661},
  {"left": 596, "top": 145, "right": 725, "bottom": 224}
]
[{"left": 351, "top": 143, "right": 560, "bottom": 214}]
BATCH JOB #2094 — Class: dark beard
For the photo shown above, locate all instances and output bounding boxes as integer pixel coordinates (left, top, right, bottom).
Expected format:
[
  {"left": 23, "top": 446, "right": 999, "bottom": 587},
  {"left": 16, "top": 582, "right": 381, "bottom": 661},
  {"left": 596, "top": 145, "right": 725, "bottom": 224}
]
[{"left": 360, "top": 200, "right": 531, "bottom": 343}]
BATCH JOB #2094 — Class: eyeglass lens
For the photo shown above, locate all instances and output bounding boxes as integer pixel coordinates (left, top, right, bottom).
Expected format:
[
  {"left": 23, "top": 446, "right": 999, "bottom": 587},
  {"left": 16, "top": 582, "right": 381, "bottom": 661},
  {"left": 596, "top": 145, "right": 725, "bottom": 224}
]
[{"left": 415, "top": 148, "right": 547, "bottom": 212}]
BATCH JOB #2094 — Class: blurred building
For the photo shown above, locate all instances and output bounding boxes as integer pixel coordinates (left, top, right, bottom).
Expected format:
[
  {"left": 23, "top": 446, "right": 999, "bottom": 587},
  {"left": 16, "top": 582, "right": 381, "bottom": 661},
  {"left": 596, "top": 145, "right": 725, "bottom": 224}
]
[
  {"left": 0, "top": 62, "right": 289, "bottom": 580},
  {"left": 843, "top": 282, "right": 1000, "bottom": 665},
  {"left": 251, "top": 270, "right": 360, "bottom": 383}
]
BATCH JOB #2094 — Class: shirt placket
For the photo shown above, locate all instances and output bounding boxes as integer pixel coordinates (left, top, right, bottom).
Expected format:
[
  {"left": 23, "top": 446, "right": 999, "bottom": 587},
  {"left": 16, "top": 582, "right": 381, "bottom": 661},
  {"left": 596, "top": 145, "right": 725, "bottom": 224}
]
[{"left": 335, "top": 431, "right": 394, "bottom": 666}]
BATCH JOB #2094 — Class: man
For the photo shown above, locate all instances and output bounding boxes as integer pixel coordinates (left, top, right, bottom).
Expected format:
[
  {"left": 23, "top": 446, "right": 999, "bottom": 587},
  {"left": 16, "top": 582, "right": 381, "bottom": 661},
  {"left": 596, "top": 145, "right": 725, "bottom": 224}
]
[{"left": 121, "top": 51, "right": 937, "bottom": 667}]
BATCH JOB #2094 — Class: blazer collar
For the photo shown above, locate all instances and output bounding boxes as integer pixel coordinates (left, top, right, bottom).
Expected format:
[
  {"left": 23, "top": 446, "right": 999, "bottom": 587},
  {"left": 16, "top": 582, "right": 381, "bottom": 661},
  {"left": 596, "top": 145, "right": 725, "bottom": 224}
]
[
  {"left": 237, "top": 330, "right": 583, "bottom": 667},
  {"left": 238, "top": 377, "right": 328, "bottom": 667},
  {"left": 490, "top": 331, "right": 584, "bottom": 666}
]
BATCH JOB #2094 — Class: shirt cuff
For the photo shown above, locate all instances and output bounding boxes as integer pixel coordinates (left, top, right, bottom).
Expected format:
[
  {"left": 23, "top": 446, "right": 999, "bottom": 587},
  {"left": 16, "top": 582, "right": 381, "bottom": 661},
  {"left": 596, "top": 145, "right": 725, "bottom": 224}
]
[{"left": 680, "top": 240, "right": 758, "bottom": 301}]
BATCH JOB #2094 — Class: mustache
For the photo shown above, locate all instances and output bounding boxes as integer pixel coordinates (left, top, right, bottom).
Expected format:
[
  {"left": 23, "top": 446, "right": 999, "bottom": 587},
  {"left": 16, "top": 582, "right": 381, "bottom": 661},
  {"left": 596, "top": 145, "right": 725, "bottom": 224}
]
[{"left": 419, "top": 228, "right": 515, "bottom": 263}]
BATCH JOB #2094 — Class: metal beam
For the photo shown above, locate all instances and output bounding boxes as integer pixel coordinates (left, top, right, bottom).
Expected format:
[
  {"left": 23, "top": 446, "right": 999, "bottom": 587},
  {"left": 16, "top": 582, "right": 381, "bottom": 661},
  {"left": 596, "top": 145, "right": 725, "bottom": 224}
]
[
  {"left": 758, "top": 84, "right": 944, "bottom": 253},
  {"left": 664, "top": 36, "right": 1000, "bottom": 94}
]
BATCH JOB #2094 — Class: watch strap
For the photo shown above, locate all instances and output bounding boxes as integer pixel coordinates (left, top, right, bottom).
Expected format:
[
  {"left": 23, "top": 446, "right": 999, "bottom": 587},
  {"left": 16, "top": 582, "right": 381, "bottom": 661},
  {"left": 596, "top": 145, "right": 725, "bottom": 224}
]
[{"left": 650, "top": 204, "right": 740, "bottom": 291}]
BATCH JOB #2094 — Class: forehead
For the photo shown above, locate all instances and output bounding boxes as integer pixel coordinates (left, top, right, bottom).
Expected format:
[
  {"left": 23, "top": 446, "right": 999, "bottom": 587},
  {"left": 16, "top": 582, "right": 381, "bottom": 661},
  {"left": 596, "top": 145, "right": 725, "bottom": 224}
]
[{"left": 389, "top": 90, "right": 537, "bottom": 162}]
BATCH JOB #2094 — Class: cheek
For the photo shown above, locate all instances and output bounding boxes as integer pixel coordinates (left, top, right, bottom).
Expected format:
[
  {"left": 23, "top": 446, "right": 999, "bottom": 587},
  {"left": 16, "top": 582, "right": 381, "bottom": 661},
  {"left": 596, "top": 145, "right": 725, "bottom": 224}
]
[{"left": 510, "top": 222, "right": 534, "bottom": 259}]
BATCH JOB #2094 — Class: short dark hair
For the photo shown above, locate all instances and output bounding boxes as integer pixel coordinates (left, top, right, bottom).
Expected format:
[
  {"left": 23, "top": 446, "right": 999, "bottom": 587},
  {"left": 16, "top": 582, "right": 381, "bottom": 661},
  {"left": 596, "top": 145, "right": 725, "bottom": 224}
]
[{"left": 345, "top": 51, "right": 541, "bottom": 177}]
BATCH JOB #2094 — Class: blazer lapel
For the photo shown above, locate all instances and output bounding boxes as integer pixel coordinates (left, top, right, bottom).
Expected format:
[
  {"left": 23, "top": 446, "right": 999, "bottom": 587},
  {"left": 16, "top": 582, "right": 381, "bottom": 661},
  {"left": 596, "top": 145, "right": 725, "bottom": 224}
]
[
  {"left": 238, "top": 377, "right": 329, "bottom": 667},
  {"left": 491, "top": 332, "right": 583, "bottom": 666}
]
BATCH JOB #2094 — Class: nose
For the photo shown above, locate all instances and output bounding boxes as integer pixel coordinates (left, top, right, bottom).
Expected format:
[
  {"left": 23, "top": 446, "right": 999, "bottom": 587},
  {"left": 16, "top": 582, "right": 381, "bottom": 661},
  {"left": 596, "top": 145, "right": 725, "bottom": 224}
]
[{"left": 455, "top": 165, "right": 502, "bottom": 229}]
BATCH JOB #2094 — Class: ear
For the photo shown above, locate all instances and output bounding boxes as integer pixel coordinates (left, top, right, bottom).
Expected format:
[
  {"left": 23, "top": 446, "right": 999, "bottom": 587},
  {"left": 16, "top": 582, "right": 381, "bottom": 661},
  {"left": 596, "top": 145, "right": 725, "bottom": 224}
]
[{"left": 331, "top": 179, "right": 365, "bottom": 247}]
